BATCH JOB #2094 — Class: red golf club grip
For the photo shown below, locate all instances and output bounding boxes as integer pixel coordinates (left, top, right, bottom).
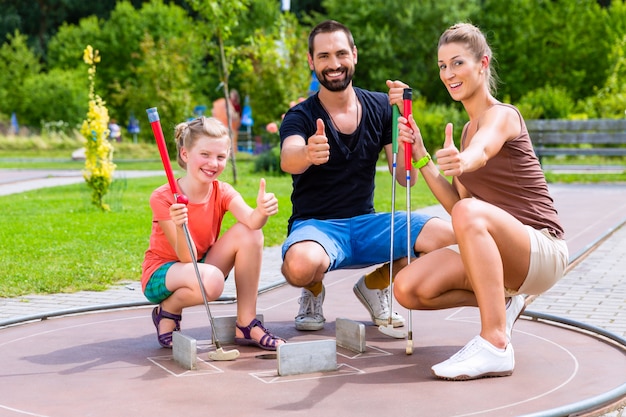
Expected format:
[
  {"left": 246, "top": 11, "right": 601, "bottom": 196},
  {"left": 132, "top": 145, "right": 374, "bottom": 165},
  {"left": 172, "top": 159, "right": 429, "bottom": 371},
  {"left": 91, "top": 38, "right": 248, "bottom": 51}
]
[
  {"left": 403, "top": 88, "right": 413, "bottom": 168},
  {"left": 146, "top": 107, "right": 188, "bottom": 204}
]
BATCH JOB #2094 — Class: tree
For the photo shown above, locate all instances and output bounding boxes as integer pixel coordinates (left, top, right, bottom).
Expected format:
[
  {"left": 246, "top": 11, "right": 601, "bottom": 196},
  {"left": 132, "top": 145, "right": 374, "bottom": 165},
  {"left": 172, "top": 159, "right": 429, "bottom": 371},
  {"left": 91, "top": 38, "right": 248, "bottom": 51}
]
[
  {"left": 103, "top": 0, "right": 203, "bottom": 144},
  {"left": 187, "top": 0, "right": 254, "bottom": 183},
  {"left": 237, "top": 8, "right": 310, "bottom": 131},
  {"left": 47, "top": 0, "right": 204, "bottom": 143},
  {"left": 20, "top": 67, "right": 88, "bottom": 127},
  {"left": 317, "top": 0, "right": 481, "bottom": 103},
  {"left": 111, "top": 33, "right": 195, "bottom": 156},
  {"left": 0, "top": 0, "right": 142, "bottom": 57},
  {"left": 579, "top": 34, "right": 626, "bottom": 118},
  {"left": 6, "top": 0, "right": 625, "bottom": 138},
  {"left": 316, "top": 0, "right": 623, "bottom": 107},
  {"left": 47, "top": 16, "right": 103, "bottom": 72},
  {"left": 0, "top": 30, "right": 42, "bottom": 119},
  {"left": 186, "top": 0, "right": 312, "bottom": 182},
  {"left": 474, "top": 0, "right": 615, "bottom": 103}
]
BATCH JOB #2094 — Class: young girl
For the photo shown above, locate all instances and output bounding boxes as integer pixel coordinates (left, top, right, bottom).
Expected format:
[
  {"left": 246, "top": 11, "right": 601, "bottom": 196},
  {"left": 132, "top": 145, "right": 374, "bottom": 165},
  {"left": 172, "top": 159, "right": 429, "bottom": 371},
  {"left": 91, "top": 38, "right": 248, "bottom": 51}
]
[
  {"left": 387, "top": 23, "right": 568, "bottom": 380},
  {"left": 141, "top": 116, "right": 285, "bottom": 351}
]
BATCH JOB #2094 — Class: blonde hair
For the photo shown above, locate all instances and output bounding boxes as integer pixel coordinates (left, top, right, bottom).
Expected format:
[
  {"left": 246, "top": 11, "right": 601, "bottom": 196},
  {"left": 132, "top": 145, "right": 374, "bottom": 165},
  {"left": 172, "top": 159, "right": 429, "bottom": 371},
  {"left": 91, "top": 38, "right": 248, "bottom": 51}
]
[
  {"left": 174, "top": 116, "right": 230, "bottom": 169},
  {"left": 438, "top": 23, "right": 499, "bottom": 95}
]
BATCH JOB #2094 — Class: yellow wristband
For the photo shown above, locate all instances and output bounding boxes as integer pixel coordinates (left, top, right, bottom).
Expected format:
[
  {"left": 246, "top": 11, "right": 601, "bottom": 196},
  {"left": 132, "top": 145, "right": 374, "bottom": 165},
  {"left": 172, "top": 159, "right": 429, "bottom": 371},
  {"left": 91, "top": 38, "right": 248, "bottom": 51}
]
[{"left": 412, "top": 153, "right": 431, "bottom": 170}]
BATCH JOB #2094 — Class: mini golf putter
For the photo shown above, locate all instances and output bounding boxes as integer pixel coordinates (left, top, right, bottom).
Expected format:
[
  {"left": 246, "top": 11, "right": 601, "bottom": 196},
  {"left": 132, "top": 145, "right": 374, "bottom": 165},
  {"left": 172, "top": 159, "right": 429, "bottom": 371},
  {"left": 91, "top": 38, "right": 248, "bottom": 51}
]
[
  {"left": 378, "top": 104, "right": 407, "bottom": 340},
  {"left": 147, "top": 106, "right": 240, "bottom": 362},
  {"left": 403, "top": 89, "right": 414, "bottom": 355}
]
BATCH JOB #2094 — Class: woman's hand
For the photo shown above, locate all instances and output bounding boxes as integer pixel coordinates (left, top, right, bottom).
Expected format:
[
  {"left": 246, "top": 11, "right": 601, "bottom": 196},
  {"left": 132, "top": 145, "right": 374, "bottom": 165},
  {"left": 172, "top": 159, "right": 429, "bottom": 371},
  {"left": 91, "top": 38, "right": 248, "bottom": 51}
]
[
  {"left": 435, "top": 123, "right": 464, "bottom": 176},
  {"left": 397, "top": 113, "right": 429, "bottom": 162}
]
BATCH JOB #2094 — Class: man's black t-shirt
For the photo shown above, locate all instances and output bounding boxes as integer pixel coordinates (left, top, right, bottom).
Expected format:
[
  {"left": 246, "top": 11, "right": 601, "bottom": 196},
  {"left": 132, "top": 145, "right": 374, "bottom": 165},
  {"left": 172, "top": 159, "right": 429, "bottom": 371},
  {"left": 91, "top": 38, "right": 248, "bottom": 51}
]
[{"left": 279, "top": 88, "right": 392, "bottom": 232}]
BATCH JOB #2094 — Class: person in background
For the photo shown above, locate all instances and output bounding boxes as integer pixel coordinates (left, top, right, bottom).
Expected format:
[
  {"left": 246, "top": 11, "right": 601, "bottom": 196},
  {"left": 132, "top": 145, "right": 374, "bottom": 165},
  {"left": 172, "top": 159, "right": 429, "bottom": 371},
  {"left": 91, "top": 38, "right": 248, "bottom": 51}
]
[
  {"left": 230, "top": 89, "right": 242, "bottom": 118},
  {"left": 387, "top": 22, "right": 568, "bottom": 380},
  {"left": 141, "top": 116, "right": 285, "bottom": 351},
  {"left": 108, "top": 119, "right": 121, "bottom": 142},
  {"left": 279, "top": 20, "right": 455, "bottom": 332},
  {"left": 212, "top": 97, "right": 241, "bottom": 152}
]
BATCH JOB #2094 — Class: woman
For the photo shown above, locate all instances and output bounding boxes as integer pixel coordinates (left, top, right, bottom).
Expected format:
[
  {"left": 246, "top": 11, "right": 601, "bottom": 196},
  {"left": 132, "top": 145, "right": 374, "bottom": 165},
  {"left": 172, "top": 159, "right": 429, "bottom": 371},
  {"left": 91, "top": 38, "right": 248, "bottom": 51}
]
[
  {"left": 387, "top": 23, "right": 568, "bottom": 380},
  {"left": 141, "top": 116, "right": 285, "bottom": 351}
]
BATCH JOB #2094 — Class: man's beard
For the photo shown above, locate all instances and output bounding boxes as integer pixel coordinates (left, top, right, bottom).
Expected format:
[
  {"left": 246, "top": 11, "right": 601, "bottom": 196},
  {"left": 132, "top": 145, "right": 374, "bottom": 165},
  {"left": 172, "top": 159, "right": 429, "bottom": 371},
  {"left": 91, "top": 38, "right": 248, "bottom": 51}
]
[{"left": 316, "top": 67, "right": 354, "bottom": 92}]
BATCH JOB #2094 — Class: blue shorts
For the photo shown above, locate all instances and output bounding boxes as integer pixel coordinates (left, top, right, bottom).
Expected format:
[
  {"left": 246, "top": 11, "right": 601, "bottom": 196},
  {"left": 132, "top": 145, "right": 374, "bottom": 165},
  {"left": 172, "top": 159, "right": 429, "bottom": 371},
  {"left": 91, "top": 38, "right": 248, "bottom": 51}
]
[{"left": 282, "top": 212, "right": 433, "bottom": 271}]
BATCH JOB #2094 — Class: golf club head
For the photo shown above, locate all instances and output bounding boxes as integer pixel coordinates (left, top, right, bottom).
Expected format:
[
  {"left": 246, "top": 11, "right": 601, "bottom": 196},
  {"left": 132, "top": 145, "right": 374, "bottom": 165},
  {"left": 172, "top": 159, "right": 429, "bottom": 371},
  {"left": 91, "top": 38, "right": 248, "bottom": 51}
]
[
  {"left": 207, "top": 347, "right": 240, "bottom": 361},
  {"left": 378, "top": 324, "right": 407, "bottom": 339},
  {"left": 255, "top": 353, "right": 277, "bottom": 360},
  {"left": 406, "top": 334, "right": 413, "bottom": 355}
]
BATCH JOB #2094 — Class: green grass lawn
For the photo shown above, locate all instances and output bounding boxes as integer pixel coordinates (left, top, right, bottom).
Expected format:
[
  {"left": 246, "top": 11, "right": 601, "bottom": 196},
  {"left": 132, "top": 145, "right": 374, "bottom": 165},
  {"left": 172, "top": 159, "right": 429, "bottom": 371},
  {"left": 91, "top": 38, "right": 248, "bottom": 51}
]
[{"left": 0, "top": 138, "right": 624, "bottom": 297}]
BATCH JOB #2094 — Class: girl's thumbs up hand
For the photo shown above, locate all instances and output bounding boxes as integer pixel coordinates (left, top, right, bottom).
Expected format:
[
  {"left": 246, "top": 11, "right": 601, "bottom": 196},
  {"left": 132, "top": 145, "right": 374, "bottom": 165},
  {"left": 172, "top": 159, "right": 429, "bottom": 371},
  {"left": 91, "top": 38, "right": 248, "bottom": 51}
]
[{"left": 256, "top": 178, "right": 278, "bottom": 217}]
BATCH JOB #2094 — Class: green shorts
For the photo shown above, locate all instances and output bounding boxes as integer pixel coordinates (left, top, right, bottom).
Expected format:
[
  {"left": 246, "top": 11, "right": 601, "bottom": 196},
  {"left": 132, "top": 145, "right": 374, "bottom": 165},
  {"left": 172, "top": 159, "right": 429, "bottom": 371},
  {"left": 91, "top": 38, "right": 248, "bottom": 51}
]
[
  {"left": 144, "top": 262, "right": 175, "bottom": 304},
  {"left": 144, "top": 256, "right": 229, "bottom": 304}
]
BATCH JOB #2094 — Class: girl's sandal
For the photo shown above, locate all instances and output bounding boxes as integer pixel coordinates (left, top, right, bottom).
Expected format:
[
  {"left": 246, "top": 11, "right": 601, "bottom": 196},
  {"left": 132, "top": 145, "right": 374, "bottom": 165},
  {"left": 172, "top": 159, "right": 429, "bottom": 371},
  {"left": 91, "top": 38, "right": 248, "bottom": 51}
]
[
  {"left": 152, "top": 306, "right": 182, "bottom": 348},
  {"left": 234, "top": 318, "right": 286, "bottom": 351}
]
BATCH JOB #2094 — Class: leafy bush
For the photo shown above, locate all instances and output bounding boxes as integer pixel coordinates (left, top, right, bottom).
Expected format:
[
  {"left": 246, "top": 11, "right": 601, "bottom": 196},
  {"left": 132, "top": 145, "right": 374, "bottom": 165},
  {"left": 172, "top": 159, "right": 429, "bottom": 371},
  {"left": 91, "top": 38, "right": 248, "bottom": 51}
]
[
  {"left": 0, "top": 30, "right": 42, "bottom": 119},
  {"left": 20, "top": 68, "right": 88, "bottom": 128},
  {"left": 576, "top": 35, "right": 626, "bottom": 119},
  {"left": 412, "top": 97, "right": 466, "bottom": 153},
  {"left": 5, "top": 0, "right": 626, "bottom": 141},
  {"left": 476, "top": 0, "right": 614, "bottom": 104},
  {"left": 517, "top": 85, "right": 575, "bottom": 119},
  {"left": 0, "top": 132, "right": 82, "bottom": 152},
  {"left": 253, "top": 146, "right": 285, "bottom": 176}
]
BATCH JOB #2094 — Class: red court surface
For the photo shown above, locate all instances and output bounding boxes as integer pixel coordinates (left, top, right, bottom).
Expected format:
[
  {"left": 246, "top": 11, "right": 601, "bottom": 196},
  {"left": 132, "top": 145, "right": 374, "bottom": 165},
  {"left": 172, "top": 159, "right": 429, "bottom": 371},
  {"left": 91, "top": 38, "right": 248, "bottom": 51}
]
[{"left": 1, "top": 270, "right": 625, "bottom": 417}]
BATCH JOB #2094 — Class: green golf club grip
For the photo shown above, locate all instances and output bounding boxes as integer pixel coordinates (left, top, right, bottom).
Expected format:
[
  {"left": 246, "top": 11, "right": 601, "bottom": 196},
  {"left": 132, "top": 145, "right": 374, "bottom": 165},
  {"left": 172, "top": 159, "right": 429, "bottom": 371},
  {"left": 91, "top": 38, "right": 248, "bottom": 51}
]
[{"left": 392, "top": 105, "right": 399, "bottom": 154}]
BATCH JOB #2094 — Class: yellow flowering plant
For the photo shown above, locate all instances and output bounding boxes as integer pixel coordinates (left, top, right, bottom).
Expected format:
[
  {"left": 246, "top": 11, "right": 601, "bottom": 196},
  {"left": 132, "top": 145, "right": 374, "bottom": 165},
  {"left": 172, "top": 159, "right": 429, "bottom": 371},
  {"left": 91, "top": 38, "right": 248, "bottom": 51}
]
[{"left": 80, "top": 45, "right": 116, "bottom": 211}]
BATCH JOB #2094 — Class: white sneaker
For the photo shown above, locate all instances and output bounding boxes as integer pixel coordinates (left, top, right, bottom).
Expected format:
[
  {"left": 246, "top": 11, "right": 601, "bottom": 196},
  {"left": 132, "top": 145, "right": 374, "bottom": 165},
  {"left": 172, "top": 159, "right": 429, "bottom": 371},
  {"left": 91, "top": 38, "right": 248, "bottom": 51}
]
[
  {"left": 295, "top": 287, "right": 326, "bottom": 331},
  {"left": 505, "top": 295, "right": 526, "bottom": 341},
  {"left": 431, "top": 336, "right": 515, "bottom": 381},
  {"left": 353, "top": 276, "right": 405, "bottom": 327}
]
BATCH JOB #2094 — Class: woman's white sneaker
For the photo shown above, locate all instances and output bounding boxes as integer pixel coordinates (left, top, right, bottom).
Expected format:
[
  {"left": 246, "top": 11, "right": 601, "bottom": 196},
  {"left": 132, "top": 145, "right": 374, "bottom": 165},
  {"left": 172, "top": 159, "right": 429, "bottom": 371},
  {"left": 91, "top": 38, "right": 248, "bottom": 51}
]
[
  {"left": 431, "top": 336, "right": 515, "bottom": 381},
  {"left": 505, "top": 295, "right": 526, "bottom": 341}
]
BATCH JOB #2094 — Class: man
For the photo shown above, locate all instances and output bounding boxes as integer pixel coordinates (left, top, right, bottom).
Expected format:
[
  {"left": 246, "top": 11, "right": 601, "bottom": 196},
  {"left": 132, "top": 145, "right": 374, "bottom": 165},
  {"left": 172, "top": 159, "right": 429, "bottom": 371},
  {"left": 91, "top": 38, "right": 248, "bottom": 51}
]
[{"left": 279, "top": 20, "right": 454, "bottom": 331}]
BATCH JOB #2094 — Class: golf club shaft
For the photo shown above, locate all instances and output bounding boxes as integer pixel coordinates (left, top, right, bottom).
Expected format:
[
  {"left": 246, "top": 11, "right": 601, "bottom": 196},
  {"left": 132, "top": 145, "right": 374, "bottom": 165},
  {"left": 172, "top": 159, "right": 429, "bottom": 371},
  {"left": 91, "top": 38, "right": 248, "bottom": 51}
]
[
  {"left": 389, "top": 157, "right": 396, "bottom": 327},
  {"left": 181, "top": 223, "right": 223, "bottom": 349},
  {"left": 388, "top": 105, "right": 399, "bottom": 326}
]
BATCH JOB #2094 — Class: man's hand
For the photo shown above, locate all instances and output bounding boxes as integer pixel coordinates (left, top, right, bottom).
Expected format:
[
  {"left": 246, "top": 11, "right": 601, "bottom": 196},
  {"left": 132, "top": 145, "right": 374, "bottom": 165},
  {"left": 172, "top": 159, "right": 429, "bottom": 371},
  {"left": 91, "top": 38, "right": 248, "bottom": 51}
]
[
  {"left": 386, "top": 79, "right": 410, "bottom": 111},
  {"left": 307, "top": 119, "right": 330, "bottom": 165}
]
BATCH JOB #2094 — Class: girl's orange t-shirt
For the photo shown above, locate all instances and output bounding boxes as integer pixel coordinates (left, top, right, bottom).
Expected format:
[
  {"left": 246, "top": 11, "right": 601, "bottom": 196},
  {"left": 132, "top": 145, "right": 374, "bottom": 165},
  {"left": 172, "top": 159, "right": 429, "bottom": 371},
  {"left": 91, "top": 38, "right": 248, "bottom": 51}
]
[{"left": 141, "top": 180, "right": 239, "bottom": 290}]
